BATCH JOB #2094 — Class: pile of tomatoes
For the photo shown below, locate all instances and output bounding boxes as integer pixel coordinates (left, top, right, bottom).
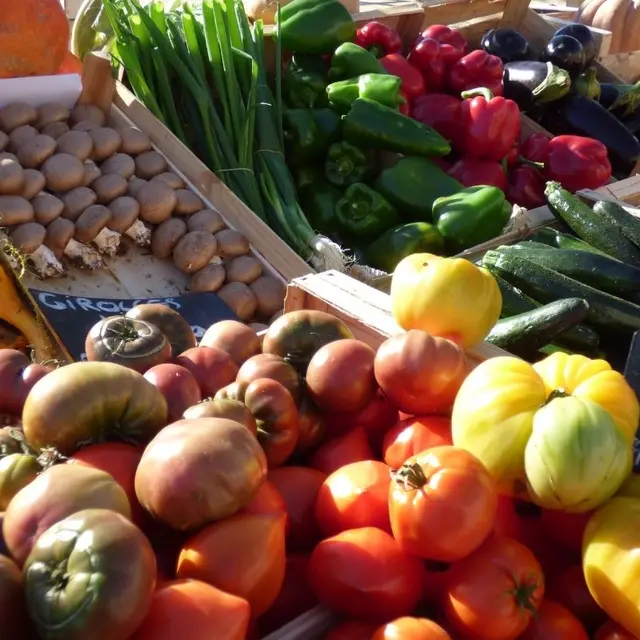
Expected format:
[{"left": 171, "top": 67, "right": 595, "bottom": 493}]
[{"left": 0, "top": 306, "right": 635, "bottom": 640}]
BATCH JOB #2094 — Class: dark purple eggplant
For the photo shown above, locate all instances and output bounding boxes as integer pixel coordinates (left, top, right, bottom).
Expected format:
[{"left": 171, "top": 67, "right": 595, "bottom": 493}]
[
  {"left": 480, "top": 28, "right": 533, "bottom": 63},
  {"left": 553, "top": 23, "right": 597, "bottom": 65},
  {"left": 502, "top": 60, "right": 571, "bottom": 112},
  {"left": 541, "top": 94, "right": 640, "bottom": 175},
  {"left": 599, "top": 82, "right": 640, "bottom": 119},
  {"left": 540, "top": 35, "right": 586, "bottom": 78}
]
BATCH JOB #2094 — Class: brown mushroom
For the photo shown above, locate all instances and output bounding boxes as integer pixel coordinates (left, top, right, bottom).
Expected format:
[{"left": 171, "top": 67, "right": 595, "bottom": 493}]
[
  {"left": 89, "top": 127, "right": 122, "bottom": 161},
  {"left": 41, "top": 153, "right": 85, "bottom": 192},
  {"left": 186, "top": 209, "right": 225, "bottom": 234},
  {"left": 16, "top": 134, "right": 57, "bottom": 169},
  {"left": 56, "top": 130, "right": 94, "bottom": 161},
  {"left": 70, "top": 104, "right": 106, "bottom": 127},
  {"left": 225, "top": 254, "right": 263, "bottom": 284},
  {"left": 118, "top": 127, "right": 152, "bottom": 155},
  {"left": 0, "top": 131, "right": 8, "bottom": 152},
  {"left": 61, "top": 187, "right": 97, "bottom": 221},
  {"left": 173, "top": 231, "right": 218, "bottom": 274},
  {"left": 8, "top": 125, "right": 38, "bottom": 150},
  {"left": 217, "top": 282, "right": 258, "bottom": 322},
  {"left": 0, "top": 103, "right": 37, "bottom": 133},
  {"left": 0, "top": 196, "right": 34, "bottom": 226},
  {"left": 0, "top": 157, "right": 25, "bottom": 195},
  {"left": 214, "top": 229, "right": 251, "bottom": 259},
  {"left": 32, "top": 193, "right": 64, "bottom": 225},
  {"left": 10, "top": 222, "right": 63, "bottom": 277},
  {"left": 36, "top": 103, "right": 70, "bottom": 129},
  {"left": 101, "top": 153, "right": 136, "bottom": 179},
  {"left": 137, "top": 181, "right": 177, "bottom": 224},
  {"left": 44, "top": 217, "right": 103, "bottom": 269},
  {"left": 41, "top": 121, "right": 70, "bottom": 140},
  {"left": 21, "top": 169, "right": 45, "bottom": 200},
  {"left": 134, "top": 150, "right": 167, "bottom": 179},
  {"left": 108, "top": 196, "right": 149, "bottom": 246},
  {"left": 82, "top": 160, "right": 101, "bottom": 187},
  {"left": 189, "top": 264, "right": 226, "bottom": 293},
  {"left": 72, "top": 121, "right": 100, "bottom": 133},
  {"left": 250, "top": 276, "right": 286, "bottom": 319},
  {"left": 127, "top": 177, "right": 147, "bottom": 198},
  {"left": 150, "top": 217, "right": 187, "bottom": 259},
  {"left": 75, "top": 204, "right": 120, "bottom": 255},
  {"left": 92, "top": 174, "right": 128, "bottom": 204},
  {"left": 151, "top": 172, "right": 185, "bottom": 190},
  {"left": 174, "top": 189, "right": 204, "bottom": 216}
]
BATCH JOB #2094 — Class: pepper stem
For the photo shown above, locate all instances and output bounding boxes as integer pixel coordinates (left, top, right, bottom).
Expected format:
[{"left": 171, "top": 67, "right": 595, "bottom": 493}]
[
  {"left": 461, "top": 87, "right": 494, "bottom": 101},
  {"left": 518, "top": 156, "right": 545, "bottom": 170}
]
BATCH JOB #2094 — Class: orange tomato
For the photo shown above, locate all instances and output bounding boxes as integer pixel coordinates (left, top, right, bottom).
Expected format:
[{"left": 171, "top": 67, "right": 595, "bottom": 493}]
[
  {"left": 315, "top": 460, "right": 392, "bottom": 536},
  {"left": 326, "top": 620, "right": 378, "bottom": 640},
  {"left": 595, "top": 620, "right": 640, "bottom": 640},
  {"left": 520, "top": 601, "right": 589, "bottom": 640},
  {"left": 389, "top": 446, "right": 498, "bottom": 562},
  {"left": 176, "top": 513, "right": 286, "bottom": 618},
  {"left": 239, "top": 480, "right": 287, "bottom": 520},
  {"left": 55, "top": 51, "right": 83, "bottom": 75},
  {"left": 383, "top": 415, "right": 452, "bottom": 468},
  {"left": 131, "top": 579, "right": 249, "bottom": 640},
  {"left": 372, "top": 617, "right": 452, "bottom": 639},
  {"left": 308, "top": 426, "right": 375, "bottom": 476}
]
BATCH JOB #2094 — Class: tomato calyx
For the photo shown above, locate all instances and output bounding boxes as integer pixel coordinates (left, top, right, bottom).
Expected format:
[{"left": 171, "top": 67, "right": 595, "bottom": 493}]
[
  {"left": 546, "top": 388, "right": 569, "bottom": 403},
  {"left": 505, "top": 570, "right": 542, "bottom": 615},
  {"left": 393, "top": 462, "right": 429, "bottom": 490},
  {"left": 0, "top": 427, "right": 64, "bottom": 469}
]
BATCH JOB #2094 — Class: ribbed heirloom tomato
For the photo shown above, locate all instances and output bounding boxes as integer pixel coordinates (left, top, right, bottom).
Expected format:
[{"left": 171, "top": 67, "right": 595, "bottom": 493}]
[
  {"left": 389, "top": 446, "right": 498, "bottom": 562},
  {"left": 520, "top": 601, "right": 589, "bottom": 640},
  {"left": 383, "top": 415, "right": 452, "bottom": 468}
]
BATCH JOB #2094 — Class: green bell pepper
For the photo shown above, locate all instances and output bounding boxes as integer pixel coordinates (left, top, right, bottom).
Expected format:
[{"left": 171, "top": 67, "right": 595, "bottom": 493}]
[
  {"left": 364, "top": 222, "right": 446, "bottom": 273},
  {"left": 325, "top": 141, "right": 375, "bottom": 187},
  {"left": 277, "top": 0, "right": 356, "bottom": 55},
  {"left": 284, "top": 54, "right": 329, "bottom": 108},
  {"left": 375, "top": 157, "right": 463, "bottom": 221},
  {"left": 432, "top": 186, "right": 512, "bottom": 255},
  {"left": 302, "top": 181, "right": 345, "bottom": 238},
  {"left": 343, "top": 98, "right": 451, "bottom": 158},
  {"left": 335, "top": 183, "right": 399, "bottom": 237},
  {"left": 296, "top": 166, "right": 324, "bottom": 194},
  {"left": 284, "top": 108, "right": 341, "bottom": 163},
  {"left": 328, "top": 43, "right": 387, "bottom": 81},
  {"left": 327, "top": 74, "right": 404, "bottom": 112}
]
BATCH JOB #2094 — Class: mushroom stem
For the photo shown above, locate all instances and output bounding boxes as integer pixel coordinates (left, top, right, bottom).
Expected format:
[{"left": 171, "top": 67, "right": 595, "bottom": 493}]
[
  {"left": 64, "top": 238, "right": 103, "bottom": 270},
  {"left": 28, "top": 245, "right": 65, "bottom": 278},
  {"left": 92, "top": 228, "right": 121, "bottom": 256},
  {"left": 124, "top": 220, "right": 151, "bottom": 246}
]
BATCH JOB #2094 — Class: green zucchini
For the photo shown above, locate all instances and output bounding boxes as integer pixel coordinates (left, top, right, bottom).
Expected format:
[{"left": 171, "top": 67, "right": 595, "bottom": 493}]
[
  {"left": 486, "top": 298, "right": 590, "bottom": 358},
  {"left": 529, "top": 227, "right": 609, "bottom": 256},
  {"left": 593, "top": 199, "right": 640, "bottom": 249},
  {"left": 485, "top": 264, "right": 600, "bottom": 351},
  {"left": 500, "top": 243, "right": 640, "bottom": 296},
  {"left": 483, "top": 249, "right": 640, "bottom": 333},
  {"left": 544, "top": 182, "right": 640, "bottom": 266}
]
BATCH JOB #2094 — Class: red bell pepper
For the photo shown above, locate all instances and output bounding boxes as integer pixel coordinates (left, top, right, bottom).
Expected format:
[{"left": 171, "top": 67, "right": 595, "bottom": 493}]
[
  {"left": 504, "top": 145, "right": 520, "bottom": 170},
  {"left": 406, "top": 38, "right": 447, "bottom": 92},
  {"left": 544, "top": 135, "right": 612, "bottom": 191},
  {"left": 380, "top": 53, "right": 426, "bottom": 102},
  {"left": 399, "top": 92, "right": 411, "bottom": 116},
  {"left": 507, "top": 166, "right": 546, "bottom": 209},
  {"left": 414, "top": 24, "right": 467, "bottom": 67},
  {"left": 411, "top": 93, "right": 462, "bottom": 149},
  {"left": 355, "top": 21, "right": 403, "bottom": 58},
  {"left": 459, "top": 88, "right": 521, "bottom": 162},
  {"left": 449, "top": 50, "right": 504, "bottom": 97},
  {"left": 520, "top": 133, "right": 551, "bottom": 163},
  {"left": 448, "top": 157, "right": 507, "bottom": 190}
]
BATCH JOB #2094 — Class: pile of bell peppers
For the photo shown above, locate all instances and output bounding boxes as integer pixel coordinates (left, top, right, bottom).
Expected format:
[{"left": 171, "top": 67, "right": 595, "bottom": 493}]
[{"left": 279, "top": 4, "right": 613, "bottom": 271}]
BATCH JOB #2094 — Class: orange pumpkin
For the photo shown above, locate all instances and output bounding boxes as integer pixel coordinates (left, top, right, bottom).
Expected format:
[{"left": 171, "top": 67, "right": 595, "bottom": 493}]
[
  {"left": 0, "top": 0, "right": 70, "bottom": 79},
  {"left": 55, "top": 52, "right": 83, "bottom": 76},
  {"left": 577, "top": 0, "right": 640, "bottom": 54}
]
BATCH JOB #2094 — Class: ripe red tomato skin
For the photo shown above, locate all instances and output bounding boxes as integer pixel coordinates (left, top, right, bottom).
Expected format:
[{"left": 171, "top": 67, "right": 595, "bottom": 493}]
[
  {"left": 520, "top": 600, "right": 589, "bottom": 640},
  {"left": 308, "top": 526, "right": 423, "bottom": 623},
  {"left": 595, "top": 620, "right": 639, "bottom": 640},
  {"left": 325, "top": 620, "right": 378, "bottom": 640},
  {"left": 421, "top": 561, "right": 454, "bottom": 608},
  {"left": 372, "top": 616, "right": 453, "bottom": 639},
  {"left": 540, "top": 509, "right": 592, "bottom": 555},
  {"left": 383, "top": 415, "right": 452, "bottom": 468},
  {"left": 389, "top": 446, "right": 498, "bottom": 562},
  {"left": 143, "top": 363, "right": 202, "bottom": 423},
  {"left": 308, "top": 426, "right": 375, "bottom": 476}
]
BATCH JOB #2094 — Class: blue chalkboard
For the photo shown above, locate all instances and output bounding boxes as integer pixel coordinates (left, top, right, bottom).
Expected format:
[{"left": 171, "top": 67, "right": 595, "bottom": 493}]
[{"left": 30, "top": 289, "right": 238, "bottom": 361}]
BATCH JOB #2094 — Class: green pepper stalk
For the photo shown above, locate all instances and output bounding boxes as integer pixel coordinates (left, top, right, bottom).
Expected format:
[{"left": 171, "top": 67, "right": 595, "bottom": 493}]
[{"left": 325, "top": 141, "right": 375, "bottom": 187}]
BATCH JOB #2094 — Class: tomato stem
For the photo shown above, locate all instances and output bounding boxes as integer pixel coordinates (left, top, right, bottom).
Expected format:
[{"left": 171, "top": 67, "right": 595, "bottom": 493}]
[
  {"left": 393, "top": 462, "right": 429, "bottom": 490},
  {"left": 505, "top": 570, "right": 541, "bottom": 616},
  {"left": 546, "top": 388, "right": 568, "bottom": 403}
]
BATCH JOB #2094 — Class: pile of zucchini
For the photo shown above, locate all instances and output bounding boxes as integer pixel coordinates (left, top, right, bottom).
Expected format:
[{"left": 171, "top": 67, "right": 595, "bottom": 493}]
[{"left": 482, "top": 182, "right": 640, "bottom": 362}]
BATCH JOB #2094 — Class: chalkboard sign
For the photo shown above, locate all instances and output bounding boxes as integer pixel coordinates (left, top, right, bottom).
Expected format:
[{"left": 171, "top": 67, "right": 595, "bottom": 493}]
[{"left": 29, "top": 289, "right": 238, "bottom": 362}]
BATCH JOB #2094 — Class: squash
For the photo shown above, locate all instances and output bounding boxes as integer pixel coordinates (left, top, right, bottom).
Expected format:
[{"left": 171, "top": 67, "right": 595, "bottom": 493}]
[
  {"left": 0, "top": 0, "right": 69, "bottom": 78},
  {"left": 577, "top": 0, "right": 640, "bottom": 54}
]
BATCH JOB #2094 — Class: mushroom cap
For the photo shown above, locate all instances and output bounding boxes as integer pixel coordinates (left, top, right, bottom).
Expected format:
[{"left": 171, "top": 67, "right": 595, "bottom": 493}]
[
  {"left": 0, "top": 195, "right": 34, "bottom": 226},
  {"left": 33, "top": 193, "right": 64, "bottom": 225},
  {"left": 137, "top": 181, "right": 177, "bottom": 224},
  {"left": 45, "top": 217, "right": 75, "bottom": 258},
  {"left": 75, "top": 205, "right": 112, "bottom": 243},
  {"left": 11, "top": 222, "right": 46, "bottom": 254},
  {"left": 108, "top": 196, "right": 140, "bottom": 232}
]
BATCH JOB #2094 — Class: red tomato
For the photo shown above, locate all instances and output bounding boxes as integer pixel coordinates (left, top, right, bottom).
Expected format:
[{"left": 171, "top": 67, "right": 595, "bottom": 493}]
[
  {"left": 308, "top": 527, "right": 423, "bottom": 623},
  {"left": 372, "top": 617, "right": 452, "bottom": 639},
  {"left": 595, "top": 621, "right": 639, "bottom": 640},
  {"left": 308, "top": 426, "right": 375, "bottom": 476},
  {"left": 268, "top": 466, "right": 326, "bottom": 553},
  {"left": 239, "top": 480, "right": 287, "bottom": 521},
  {"left": 131, "top": 579, "right": 249, "bottom": 640},
  {"left": 257, "top": 554, "right": 318, "bottom": 635},
  {"left": 326, "top": 620, "right": 378, "bottom": 640},
  {"left": 547, "top": 566, "right": 607, "bottom": 632},
  {"left": 389, "top": 446, "right": 497, "bottom": 562},
  {"left": 421, "top": 561, "right": 453, "bottom": 608},
  {"left": 324, "top": 391, "right": 400, "bottom": 453},
  {"left": 492, "top": 496, "right": 523, "bottom": 539},
  {"left": 382, "top": 415, "right": 452, "bottom": 469},
  {"left": 315, "top": 460, "right": 392, "bottom": 536},
  {"left": 540, "top": 509, "right": 592, "bottom": 555},
  {"left": 70, "top": 442, "right": 145, "bottom": 526},
  {"left": 520, "top": 601, "right": 589, "bottom": 640},
  {"left": 443, "top": 536, "right": 544, "bottom": 639}
]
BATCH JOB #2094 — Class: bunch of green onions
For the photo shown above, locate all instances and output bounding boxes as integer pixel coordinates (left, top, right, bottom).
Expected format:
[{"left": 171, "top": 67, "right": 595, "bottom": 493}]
[{"left": 102, "top": 0, "right": 347, "bottom": 270}]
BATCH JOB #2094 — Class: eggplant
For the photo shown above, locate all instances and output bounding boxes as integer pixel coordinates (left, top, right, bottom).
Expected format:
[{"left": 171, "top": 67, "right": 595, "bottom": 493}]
[
  {"left": 553, "top": 23, "right": 598, "bottom": 66},
  {"left": 541, "top": 35, "right": 586, "bottom": 78},
  {"left": 480, "top": 28, "right": 533, "bottom": 63},
  {"left": 541, "top": 94, "right": 640, "bottom": 175},
  {"left": 502, "top": 61, "right": 571, "bottom": 113},
  {"left": 599, "top": 82, "right": 640, "bottom": 118}
]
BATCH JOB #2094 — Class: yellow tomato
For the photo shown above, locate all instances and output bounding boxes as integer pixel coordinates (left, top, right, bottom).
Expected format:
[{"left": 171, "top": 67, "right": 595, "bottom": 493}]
[
  {"left": 616, "top": 473, "right": 640, "bottom": 498},
  {"left": 534, "top": 352, "right": 639, "bottom": 443},
  {"left": 390, "top": 253, "right": 501, "bottom": 349},
  {"left": 583, "top": 497, "right": 640, "bottom": 637}
]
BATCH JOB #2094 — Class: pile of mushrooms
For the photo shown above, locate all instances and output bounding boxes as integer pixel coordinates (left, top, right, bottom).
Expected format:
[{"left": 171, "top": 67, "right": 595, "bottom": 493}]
[{"left": 0, "top": 102, "right": 285, "bottom": 324}]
